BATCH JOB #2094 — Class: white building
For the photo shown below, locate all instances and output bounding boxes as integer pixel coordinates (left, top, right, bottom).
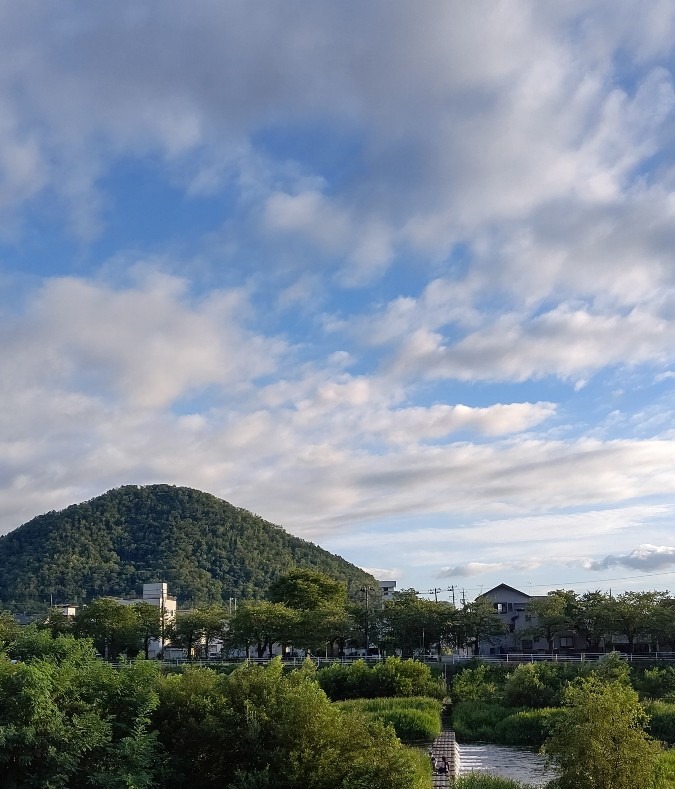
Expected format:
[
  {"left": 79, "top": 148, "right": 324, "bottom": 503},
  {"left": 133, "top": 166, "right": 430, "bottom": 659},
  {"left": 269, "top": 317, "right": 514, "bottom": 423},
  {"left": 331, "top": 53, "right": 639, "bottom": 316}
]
[
  {"left": 114, "top": 582, "right": 177, "bottom": 658},
  {"left": 378, "top": 580, "right": 397, "bottom": 603}
]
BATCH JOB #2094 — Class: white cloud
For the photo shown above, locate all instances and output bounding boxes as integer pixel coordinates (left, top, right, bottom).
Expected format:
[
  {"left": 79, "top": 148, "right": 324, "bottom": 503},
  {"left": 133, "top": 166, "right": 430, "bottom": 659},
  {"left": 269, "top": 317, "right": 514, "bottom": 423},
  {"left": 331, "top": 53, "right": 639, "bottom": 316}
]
[{"left": 585, "top": 544, "right": 675, "bottom": 571}]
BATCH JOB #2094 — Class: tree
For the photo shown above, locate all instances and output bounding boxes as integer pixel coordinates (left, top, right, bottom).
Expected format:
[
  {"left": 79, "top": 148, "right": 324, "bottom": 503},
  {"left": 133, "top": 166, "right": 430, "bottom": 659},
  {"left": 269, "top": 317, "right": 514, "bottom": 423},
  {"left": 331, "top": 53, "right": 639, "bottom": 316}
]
[
  {"left": 133, "top": 602, "right": 162, "bottom": 660},
  {"left": 168, "top": 610, "right": 207, "bottom": 659},
  {"left": 608, "top": 591, "right": 668, "bottom": 653},
  {"left": 379, "top": 590, "right": 455, "bottom": 658},
  {"left": 153, "top": 658, "right": 430, "bottom": 789},
  {"left": 229, "top": 601, "right": 298, "bottom": 658},
  {"left": 0, "top": 610, "right": 20, "bottom": 649},
  {"left": 525, "top": 590, "right": 576, "bottom": 653},
  {"left": 40, "top": 609, "right": 75, "bottom": 638},
  {"left": 575, "top": 590, "right": 612, "bottom": 651},
  {"left": 455, "top": 597, "right": 507, "bottom": 655},
  {"left": 73, "top": 599, "right": 141, "bottom": 659},
  {"left": 268, "top": 569, "right": 348, "bottom": 611},
  {"left": 543, "top": 674, "right": 661, "bottom": 789}
]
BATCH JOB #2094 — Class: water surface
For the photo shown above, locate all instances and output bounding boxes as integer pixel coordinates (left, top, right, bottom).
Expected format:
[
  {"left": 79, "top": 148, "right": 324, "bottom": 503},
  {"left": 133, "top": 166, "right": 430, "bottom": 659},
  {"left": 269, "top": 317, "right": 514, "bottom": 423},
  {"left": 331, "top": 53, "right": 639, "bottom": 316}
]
[{"left": 459, "top": 743, "right": 557, "bottom": 786}]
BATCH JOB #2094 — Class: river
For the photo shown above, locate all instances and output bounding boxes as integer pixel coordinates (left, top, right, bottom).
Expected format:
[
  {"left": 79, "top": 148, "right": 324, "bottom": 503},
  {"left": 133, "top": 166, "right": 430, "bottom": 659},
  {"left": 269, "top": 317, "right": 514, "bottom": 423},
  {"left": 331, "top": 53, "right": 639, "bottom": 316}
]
[{"left": 459, "top": 743, "right": 557, "bottom": 786}]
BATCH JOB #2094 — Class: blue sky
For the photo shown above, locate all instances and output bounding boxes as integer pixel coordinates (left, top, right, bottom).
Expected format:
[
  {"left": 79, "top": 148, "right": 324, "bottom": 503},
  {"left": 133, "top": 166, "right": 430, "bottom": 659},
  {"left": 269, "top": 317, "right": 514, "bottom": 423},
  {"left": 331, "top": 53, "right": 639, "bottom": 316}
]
[{"left": 2, "top": 1, "right": 675, "bottom": 601}]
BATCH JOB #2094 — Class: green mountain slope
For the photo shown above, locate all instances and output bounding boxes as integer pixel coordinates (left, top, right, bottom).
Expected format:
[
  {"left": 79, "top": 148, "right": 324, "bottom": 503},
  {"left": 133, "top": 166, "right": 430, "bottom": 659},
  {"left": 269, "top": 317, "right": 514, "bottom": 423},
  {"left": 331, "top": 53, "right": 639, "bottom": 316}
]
[{"left": 0, "top": 484, "right": 377, "bottom": 610}]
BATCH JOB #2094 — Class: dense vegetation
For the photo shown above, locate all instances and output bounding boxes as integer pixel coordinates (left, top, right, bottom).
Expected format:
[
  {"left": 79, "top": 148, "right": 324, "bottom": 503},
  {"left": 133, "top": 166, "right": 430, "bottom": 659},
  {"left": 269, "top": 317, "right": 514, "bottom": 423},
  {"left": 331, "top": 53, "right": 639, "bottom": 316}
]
[
  {"left": 0, "top": 631, "right": 432, "bottom": 788},
  {"left": 0, "top": 485, "right": 377, "bottom": 610},
  {"left": 448, "top": 655, "right": 675, "bottom": 788}
]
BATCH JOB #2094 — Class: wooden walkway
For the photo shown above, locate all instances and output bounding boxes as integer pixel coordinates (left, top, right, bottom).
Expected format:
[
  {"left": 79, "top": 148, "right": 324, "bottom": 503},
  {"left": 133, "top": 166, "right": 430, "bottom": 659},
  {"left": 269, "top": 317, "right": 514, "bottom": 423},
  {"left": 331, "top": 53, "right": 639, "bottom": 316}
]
[{"left": 430, "top": 729, "right": 460, "bottom": 787}]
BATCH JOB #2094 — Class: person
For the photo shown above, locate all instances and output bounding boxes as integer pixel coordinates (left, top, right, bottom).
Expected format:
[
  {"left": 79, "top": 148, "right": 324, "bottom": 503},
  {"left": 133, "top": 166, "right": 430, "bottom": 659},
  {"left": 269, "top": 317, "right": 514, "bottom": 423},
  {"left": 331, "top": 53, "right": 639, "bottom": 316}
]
[
  {"left": 430, "top": 755, "right": 438, "bottom": 772},
  {"left": 441, "top": 755, "right": 449, "bottom": 774}
]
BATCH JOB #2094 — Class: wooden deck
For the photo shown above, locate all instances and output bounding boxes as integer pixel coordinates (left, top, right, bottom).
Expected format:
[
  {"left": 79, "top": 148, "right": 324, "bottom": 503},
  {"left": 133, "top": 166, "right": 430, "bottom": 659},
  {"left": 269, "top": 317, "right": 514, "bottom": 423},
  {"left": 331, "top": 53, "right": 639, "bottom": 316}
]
[{"left": 429, "top": 729, "right": 460, "bottom": 787}]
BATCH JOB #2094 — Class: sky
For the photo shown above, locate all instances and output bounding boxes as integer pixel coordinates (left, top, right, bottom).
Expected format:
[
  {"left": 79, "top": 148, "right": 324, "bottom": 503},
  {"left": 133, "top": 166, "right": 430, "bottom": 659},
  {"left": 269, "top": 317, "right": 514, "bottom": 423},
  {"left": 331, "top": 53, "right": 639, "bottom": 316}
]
[{"left": 1, "top": 1, "right": 675, "bottom": 601}]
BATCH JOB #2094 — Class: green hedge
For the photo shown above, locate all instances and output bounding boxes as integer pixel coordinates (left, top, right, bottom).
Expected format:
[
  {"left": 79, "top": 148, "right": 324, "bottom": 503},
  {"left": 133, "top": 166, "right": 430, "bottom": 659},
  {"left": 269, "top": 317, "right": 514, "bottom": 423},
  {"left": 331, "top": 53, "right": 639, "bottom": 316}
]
[
  {"left": 496, "top": 707, "right": 567, "bottom": 747},
  {"left": 336, "top": 697, "right": 442, "bottom": 743},
  {"left": 646, "top": 701, "right": 675, "bottom": 744},
  {"left": 317, "top": 657, "right": 445, "bottom": 700}
]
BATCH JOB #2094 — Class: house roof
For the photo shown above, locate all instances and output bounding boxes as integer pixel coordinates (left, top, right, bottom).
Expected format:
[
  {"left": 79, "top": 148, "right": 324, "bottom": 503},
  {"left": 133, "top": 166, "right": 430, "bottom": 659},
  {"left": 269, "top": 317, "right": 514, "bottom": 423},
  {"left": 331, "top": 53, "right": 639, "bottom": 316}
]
[{"left": 477, "top": 583, "right": 530, "bottom": 599}]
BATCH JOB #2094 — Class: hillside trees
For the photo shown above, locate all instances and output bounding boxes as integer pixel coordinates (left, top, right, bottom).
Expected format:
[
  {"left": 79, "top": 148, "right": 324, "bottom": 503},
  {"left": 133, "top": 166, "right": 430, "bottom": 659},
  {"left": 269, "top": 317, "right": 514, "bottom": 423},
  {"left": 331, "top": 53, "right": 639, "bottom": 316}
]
[{"left": 0, "top": 485, "right": 378, "bottom": 611}]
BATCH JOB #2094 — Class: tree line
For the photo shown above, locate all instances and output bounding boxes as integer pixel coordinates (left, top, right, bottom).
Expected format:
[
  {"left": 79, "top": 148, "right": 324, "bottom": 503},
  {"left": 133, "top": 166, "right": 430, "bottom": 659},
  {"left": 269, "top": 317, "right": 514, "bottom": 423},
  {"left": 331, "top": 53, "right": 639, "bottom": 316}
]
[{"left": 524, "top": 589, "right": 675, "bottom": 653}]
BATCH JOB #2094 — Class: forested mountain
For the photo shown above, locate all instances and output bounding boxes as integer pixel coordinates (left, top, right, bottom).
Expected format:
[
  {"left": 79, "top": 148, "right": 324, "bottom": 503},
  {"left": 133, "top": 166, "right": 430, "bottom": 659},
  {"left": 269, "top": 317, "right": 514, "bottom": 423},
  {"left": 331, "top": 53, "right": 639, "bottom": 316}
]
[{"left": 0, "top": 485, "right": 376, "bottom": 610}]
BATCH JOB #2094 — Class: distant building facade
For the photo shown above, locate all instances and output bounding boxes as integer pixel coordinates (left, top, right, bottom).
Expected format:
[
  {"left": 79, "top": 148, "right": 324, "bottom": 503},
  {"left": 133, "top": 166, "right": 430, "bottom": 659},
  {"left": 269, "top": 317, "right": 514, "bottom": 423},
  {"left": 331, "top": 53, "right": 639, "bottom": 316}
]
[
  {"left": 378, "top": 580, "right": 397, "bottom": 603},
  {"left": 477, "top": 583, "right": 585, "bottom": 656}
]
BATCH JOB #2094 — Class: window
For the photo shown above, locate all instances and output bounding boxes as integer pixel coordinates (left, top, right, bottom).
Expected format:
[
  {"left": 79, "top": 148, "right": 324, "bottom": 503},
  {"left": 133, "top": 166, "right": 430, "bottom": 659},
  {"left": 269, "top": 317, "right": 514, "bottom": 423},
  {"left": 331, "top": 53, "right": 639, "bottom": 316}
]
[
  {"left": 559, "top": 636, "right": 573, "bottom": 648},
  {"left": 495, "top": 602, "right": 508, "bottom": 613},
  {"left": 521, "top": 639, "right": 533, "bottom": 650},
  {"left": 508, "top": 602, "right": 513, "bottom": 612}
]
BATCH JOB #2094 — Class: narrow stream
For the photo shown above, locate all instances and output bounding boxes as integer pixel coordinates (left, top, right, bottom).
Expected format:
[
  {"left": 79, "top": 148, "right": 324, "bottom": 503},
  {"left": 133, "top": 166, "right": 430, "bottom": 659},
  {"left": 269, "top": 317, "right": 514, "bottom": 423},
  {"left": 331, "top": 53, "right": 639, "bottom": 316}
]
[{"left": 459, "top": 743, "right": 557, "bottom": 786}]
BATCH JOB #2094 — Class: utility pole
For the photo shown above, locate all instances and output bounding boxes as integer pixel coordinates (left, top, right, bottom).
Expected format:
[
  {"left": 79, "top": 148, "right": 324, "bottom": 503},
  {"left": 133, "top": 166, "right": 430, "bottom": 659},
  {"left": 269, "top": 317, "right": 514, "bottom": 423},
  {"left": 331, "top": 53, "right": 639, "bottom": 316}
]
[{"left": 361, "top": 585, "right": 374, "bottom": 653}]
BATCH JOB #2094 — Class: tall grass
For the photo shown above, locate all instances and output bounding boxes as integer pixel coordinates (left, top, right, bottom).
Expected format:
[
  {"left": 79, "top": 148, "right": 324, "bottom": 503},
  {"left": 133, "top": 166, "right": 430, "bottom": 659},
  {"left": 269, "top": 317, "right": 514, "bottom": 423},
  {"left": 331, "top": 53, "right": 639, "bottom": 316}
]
[
  {"left": 336, "top": 696, "right": 442, "bottom": 743},
  {"left": 454, "top": 775, "right": 535, "bottom": 789},
  {"left": 647, "top": 701, "right": 675, "bottom": 744}
]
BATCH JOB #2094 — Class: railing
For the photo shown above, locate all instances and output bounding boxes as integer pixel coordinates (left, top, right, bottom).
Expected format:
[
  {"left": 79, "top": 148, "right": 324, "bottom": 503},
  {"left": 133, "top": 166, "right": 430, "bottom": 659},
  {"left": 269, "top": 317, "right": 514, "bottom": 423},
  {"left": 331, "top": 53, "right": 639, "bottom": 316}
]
[{"left": 101, "top": 651, "right": 675, "bottom": 669}]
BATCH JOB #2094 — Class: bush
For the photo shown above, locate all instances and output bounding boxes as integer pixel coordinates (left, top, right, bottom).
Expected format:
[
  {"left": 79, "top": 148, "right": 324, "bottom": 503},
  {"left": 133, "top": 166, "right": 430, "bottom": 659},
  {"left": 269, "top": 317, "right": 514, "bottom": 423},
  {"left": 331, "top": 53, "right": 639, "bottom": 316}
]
[
  {"left": 503, "top": 664, "right": 554, "bottom": 709},
  {"left": 637, "top": 667, "right": 675, "bottom": 700},
  {"left": 452, "top": 701, "right": 512, "bottom": 742},
  {"left": 336, "top": 697, "right": 442, "bottom": 743},
  {"left": 317, "top": 657, "right": 444, "bottom": 701},
  {"left": 496, "top": 708, "right": 567, "bottom": 746},
  {"left": 452, "top": 664, "right": 499, "bottom": 703},
  {"left": 646, "top": 701, "right": 675, "bottom": 744}
]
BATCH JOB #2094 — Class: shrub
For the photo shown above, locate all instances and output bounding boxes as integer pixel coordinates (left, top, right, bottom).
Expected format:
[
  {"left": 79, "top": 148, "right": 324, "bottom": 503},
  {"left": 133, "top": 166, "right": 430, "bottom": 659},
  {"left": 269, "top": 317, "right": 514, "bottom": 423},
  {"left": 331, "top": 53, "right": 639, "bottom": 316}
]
[
  {"left": 317, "top": 657, "right": 444, "bottom": 701},
  {"left": 503, "top": 664, "right": 554, "bottom": 709},
  {"left": 496, "top": 707, "right": 567, "bottom": 746},
  {"left": 637, "top": 667, "right": 675, "bottom": 700},
  {"left": 646, "top": 701, "right": 675, "bottom": 744},
  {"left": 452, "top": 664, "right": 499, "bottom": 703},
  {"left": 452, "top": 701, "right": 512, "bottom": 742},
  {"left": 336, "top": 697, "right": 442, "bottom": 743}
]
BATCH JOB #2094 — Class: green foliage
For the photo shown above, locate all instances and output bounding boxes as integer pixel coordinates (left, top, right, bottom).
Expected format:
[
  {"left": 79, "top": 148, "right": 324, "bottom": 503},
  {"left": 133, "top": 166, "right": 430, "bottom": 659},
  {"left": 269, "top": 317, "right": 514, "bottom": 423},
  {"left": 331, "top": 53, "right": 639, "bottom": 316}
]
[
  {"left": 378, "top": 590, "right": 455, "bottom": 657},
  {"left": 268, "top": 568, "right": 348, "bottom": 610},
  {"left": 228, "top": 600, "right": 298, "bottom": 658},
  {"left": 455, "top": 597, "right": 508, "bottom": 655},
  {"left": 543, "top": 675, "right": 661, "bottom": 789},
  {"left": 503, "top": 664, "right": 555, "bottom": 708},
  {"left": 452, "top": 701, "right": 513, "bottom": 742},
  {"left": 0, "top": 650, "right": 163, "bottom": 787},
  {"left": 0, "top": 484, "right": 377, "bottom": 610},
  {"left": 317, "top": 657, "right": 445, "bottom": 701},
  {"left": 455, "top": 776, "right": 533, "bottom": 789},
  {"left": 153, "top": 658, "right": 430, "bottom": 788},
  {"left": 495, "top": 707, "right": 567, "bottom": 746},
  {"left": 637, "top": 667, "right": 675, "bottom": 701},
  {"left": 336, "top": 697, "right": 442, "bottom": 742},
  {"left": 73, "top": 598, "right": 141, "bottom": 659},
  {"left": 646, "top": 701, "right": 675, "bottom": 744},
  {"left": 0, "top": 612, "right": 20, "bottom": 649},
  {"left": 451, "top": 664, "right": 499, "bottom": 703}
]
